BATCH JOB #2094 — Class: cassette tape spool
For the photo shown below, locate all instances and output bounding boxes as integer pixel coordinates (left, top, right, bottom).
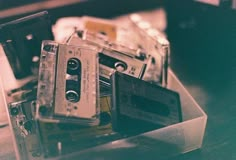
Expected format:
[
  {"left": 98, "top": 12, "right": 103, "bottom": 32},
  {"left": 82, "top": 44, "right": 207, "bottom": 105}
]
[
  {"left": 36, "top": 40, "right": 100, "bottom": 125},
  {"left": 67, "top": 31, "right": 150, "bottom": 89},
  {"left": 0, "top": 11, "right": 53, "bottom": 79},
  {"left": 8, "top": 100, "right": 42, "bottom": 159},
  {"left": 111, "top": 72, "right": 182, "bottom": 133}
]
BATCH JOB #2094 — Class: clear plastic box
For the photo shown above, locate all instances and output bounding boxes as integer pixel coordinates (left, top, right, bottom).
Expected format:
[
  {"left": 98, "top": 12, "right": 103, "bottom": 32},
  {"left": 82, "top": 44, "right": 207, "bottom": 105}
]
[
  {"left": 0, "top": 46, "right": 207, "bottom": 160},
  {"left": 56, "top": 70, "right": 207, "bottom": 160}
]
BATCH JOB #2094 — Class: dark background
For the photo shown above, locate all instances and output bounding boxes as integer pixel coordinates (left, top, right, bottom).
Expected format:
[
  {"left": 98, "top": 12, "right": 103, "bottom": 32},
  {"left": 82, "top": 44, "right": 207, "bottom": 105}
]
[
  {"left": 1, "top": 0, "right": 236, "bottom": 159},
  {"left": 166, "top": 1, "right": 236, "bottom": 159}
]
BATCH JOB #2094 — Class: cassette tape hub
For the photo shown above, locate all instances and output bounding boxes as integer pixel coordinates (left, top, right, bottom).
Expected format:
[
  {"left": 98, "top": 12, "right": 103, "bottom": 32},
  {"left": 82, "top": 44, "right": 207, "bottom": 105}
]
[
  {"left": 0, "top": 11, "right": 53, "bottom": 79},
  {"left": 36, "top": 40, "right": 100, "bottom": 125},
  {"left": 65, "top": 56, "right": 82, "bottom": 103}
]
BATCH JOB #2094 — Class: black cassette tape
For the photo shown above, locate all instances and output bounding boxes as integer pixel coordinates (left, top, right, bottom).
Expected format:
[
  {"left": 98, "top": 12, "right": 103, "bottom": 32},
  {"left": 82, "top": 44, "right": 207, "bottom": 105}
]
[
  {"left": 36, "top": 40, "right": 100, "bottom": 126},
  {"left": 0, "top": 11, "right": 53, "bottom": 79},
  {"left": 111, "top": 72, "right": 182, "bottom": 133},
  {"left": 8, "top": 99, "right": 42, "bottom": 160}
]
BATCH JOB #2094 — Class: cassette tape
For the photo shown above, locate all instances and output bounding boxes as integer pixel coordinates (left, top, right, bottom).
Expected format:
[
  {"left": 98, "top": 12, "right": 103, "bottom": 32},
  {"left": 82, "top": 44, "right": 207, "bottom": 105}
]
[
  {"left": 53, "top": 16, "right": 117, "bottom": 43},
  {"left": 82, "top": 16, "right": 117, "bottom": 41},
  {"left": 36, "top": 96, "right": 120, "bottom": 158},
  {"left": 53, "top": 15, "right": 169, "bottom": 86},
  {"left": 36, "top": 40, "right": 100, "bottom": 125},
  {"left": 8, "top": 95, "right": 116, "bottom": 159},
  {"left": 0, "top": 11, "right": 53, "bottom": 79},
  {"left": 129, "top": 14, "right": 170, "bottom": 87},
  {"left": 73, "top": 30, "right": 146, "bottom": 59},
  {"left": 111, "top": 72, "right": 182, "bottom": 133},
  {"left": 8, "top": 99, "right": 42, "bottom": 160},
  {"left": 67, "top": 31, "right": 152, "bottom": 89}
]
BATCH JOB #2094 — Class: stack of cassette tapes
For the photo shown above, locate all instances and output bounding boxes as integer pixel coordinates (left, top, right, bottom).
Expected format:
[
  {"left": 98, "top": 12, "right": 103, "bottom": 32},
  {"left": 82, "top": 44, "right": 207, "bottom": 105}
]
[{"left": 0, "top": 11, "right": 183, "bottom": 159}]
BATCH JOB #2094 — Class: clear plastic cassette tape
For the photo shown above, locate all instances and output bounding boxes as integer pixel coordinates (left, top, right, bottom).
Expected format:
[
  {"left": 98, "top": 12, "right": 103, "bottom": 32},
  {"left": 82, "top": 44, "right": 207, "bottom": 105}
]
[
  {"left": 53, "top": 15, "right": 169, "bottom": 87},
  {"left": 7, "top": 95, "right": 119, "bottom": 159},
  {"left": 0, "top": 11, "right": 53, "bottom": 79},
  {"left": 67, "top": 30, "right": 162, "bottom": 88},
  {"left": 36, "top": 40, "right": 100, "bottom": 125},
  {"left": 8, "top": 99, "right": 42, "bottom": 160},
  {"left": 81, "top": 15, "right": 170, "bottom": 87},
  {"left": 129, "top": 14, "right": 170, "bottom": 86}
]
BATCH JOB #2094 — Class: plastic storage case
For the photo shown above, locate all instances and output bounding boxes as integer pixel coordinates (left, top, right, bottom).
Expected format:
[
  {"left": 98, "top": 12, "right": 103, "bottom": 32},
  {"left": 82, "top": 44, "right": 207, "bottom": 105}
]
[{"left": 0, "top": 45, "right": 207, "bottom": 160}]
